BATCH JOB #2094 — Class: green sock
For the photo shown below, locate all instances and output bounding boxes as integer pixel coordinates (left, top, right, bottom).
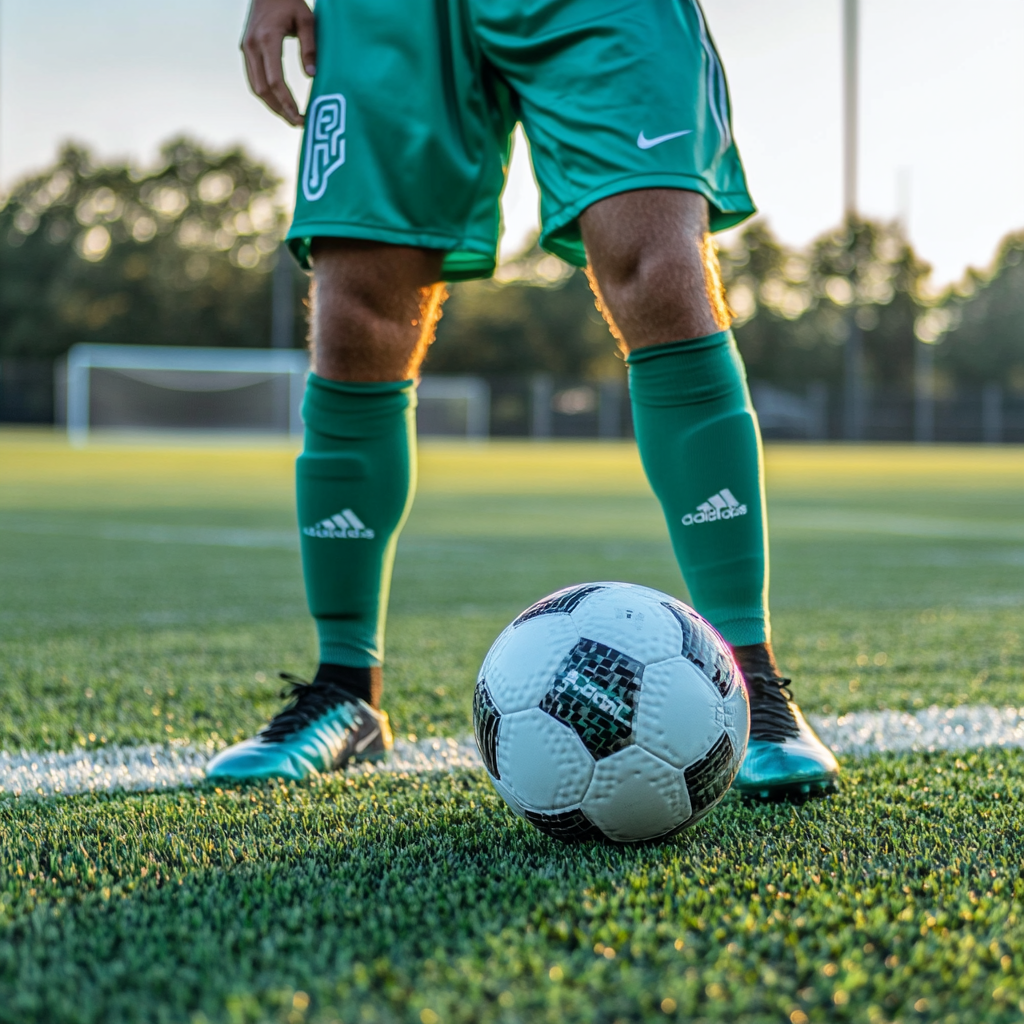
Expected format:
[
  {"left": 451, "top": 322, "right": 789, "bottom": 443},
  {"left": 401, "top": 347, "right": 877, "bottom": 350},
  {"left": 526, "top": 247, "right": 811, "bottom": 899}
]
[
  {"left": 627, "top": 329, "right": 769, "bottom": 646},
  {"left": 296, "top": 373, "right": 417, "bottom": 668}
]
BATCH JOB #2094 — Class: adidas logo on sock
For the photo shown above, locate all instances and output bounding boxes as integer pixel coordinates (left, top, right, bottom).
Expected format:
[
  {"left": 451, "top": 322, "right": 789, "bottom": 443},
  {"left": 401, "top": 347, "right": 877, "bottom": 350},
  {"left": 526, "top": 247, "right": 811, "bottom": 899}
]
[
  {"left": 681, "top": 488, "right": 747, "bottom": 526},
  {"left": 303, "top": 509, "right": 375, "bottom": 540}
]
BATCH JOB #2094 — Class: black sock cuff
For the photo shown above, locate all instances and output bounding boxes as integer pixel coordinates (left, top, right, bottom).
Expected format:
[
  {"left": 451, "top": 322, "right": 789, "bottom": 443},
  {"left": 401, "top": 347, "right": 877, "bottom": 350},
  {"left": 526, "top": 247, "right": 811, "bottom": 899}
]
[
  {"left": 730, "top": 642, "right": 780, "bottom": 681},
  {"left": 313, "top": 663, "right": 383, "bottom": 707}
]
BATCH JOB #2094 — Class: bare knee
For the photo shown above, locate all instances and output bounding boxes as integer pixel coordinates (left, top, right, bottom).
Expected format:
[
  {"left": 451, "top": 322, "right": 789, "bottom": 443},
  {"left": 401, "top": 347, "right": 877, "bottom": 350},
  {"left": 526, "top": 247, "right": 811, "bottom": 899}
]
[
  {"left": 309, "top": 239, "right": 446, "bottom": 381},
  {"left": 580, "top": 189, "right": 730, "bottom": 351}
]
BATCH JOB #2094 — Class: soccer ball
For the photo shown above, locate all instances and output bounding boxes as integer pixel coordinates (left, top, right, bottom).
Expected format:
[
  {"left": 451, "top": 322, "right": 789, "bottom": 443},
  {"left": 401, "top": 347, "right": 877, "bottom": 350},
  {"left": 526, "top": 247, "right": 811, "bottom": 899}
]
[{"left": 473, "top": 582, "right": 749, "bottom": 843}]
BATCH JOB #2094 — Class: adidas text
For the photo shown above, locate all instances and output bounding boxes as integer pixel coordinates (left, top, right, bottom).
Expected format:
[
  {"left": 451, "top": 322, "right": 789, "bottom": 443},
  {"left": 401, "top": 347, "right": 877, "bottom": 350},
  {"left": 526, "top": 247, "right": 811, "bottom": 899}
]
[
  {"left": 303, "top": 509, "right": 375, "bottom": 540},
  {"left": 681, "top": 488, "right": 747, "bottom": 526}
]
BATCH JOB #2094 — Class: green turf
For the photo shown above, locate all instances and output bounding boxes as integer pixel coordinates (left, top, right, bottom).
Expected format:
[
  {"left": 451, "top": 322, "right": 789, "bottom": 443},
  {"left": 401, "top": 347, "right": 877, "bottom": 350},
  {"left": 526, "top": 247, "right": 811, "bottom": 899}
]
[
  {"left": 0, "top": 439, "right": 1021, "bottom": 747},
  {"left": 3, "top": 753, "right": 1024, "bottom": 1024},
  {"left": 1, "top": 434, "right": 1023, "bottom": 1022}
]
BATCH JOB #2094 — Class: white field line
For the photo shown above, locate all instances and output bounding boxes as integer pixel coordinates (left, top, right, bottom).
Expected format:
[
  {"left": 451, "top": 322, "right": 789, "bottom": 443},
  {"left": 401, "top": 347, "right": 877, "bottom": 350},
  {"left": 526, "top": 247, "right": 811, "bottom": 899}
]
[
  {"left": 810, "top": 705, "right": 1024, "bottom": 758},
  {"left": 0, "top": 736, "right": 480, "bottom": 797},
  {"left": 4, "top": 706, "right": 1024, "bottom": 797}
]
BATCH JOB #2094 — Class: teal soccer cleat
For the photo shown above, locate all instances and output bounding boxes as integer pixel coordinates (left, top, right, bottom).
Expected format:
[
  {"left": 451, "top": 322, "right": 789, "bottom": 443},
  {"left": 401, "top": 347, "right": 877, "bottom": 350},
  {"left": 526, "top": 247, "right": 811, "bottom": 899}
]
[
  {"left": 733, "top": 676, "right": 839, "bottom": 801},
  {"left": 206, "top": 673, "right": 393, "bottom": 782}
]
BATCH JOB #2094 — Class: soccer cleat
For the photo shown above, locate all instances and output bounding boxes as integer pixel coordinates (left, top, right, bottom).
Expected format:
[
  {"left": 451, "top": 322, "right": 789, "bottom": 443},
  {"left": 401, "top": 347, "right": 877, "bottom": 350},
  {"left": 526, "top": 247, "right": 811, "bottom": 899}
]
[
  {"left": 733, "top": 676, "right": 839, "bottom": 801},
  {"left": 206, "top": 673, "right": 393, "bottom": 782}
]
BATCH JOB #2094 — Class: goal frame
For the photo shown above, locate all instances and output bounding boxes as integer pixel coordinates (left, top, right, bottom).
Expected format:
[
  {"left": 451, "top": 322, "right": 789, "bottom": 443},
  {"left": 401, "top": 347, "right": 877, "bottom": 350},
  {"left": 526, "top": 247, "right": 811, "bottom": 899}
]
[
  {"left": 65, "top": 343, "right": 309, "bottom": 446},
  {"left": 416, "top": 375, "right": 491, "bottom": 438}
]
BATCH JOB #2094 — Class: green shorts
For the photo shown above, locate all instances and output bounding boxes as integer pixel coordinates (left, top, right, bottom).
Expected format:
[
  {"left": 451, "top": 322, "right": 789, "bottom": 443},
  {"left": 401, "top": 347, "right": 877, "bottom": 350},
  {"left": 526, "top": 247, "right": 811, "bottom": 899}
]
[{"left": 288, "top": 0, "right": 755, "bottom": 281}]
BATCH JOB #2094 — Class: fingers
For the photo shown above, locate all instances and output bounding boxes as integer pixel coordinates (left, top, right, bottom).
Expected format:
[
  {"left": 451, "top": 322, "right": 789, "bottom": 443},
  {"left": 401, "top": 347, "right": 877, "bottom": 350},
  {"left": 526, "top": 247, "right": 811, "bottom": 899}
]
[
  {"left": 240, "top": 0, "right": 312, "bottom": 127},
  {"left": 242, "top": 35, "right": 300, "bottom": 124},
  {"left": 260, "top": 44, "right": 304, "bottom": 126},
  {"left": 241, "top": 37, "right": 269, "bottom": 106},
  {"left": 296, "top": 5, "right": 317, "bottom": 77}
]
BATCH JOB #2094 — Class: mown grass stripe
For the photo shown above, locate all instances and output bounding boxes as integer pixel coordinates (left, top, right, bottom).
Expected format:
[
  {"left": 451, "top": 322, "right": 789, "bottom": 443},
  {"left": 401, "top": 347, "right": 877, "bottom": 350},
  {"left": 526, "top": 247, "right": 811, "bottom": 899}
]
[
  {"left": 771, "top": 508, "right": 1024, "bottom": 541},
  {"left": 4, "top": 706, "right": 1024, "bottom": 797},
  {"left": 0, "top": 517, "right": 297, "bottom": 550},
  {"left": 5, "top": 509, "right": 1023, "bottom": 549}
]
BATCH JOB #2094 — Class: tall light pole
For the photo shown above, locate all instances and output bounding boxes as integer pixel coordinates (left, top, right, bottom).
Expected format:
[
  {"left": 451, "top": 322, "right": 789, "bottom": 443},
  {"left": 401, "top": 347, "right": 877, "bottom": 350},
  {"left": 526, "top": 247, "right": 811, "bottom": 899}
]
[
  {"left": 0, "top": 0, "right": 4, "bottom": 195},
  {"left": 841, "top": 0, "right": 865, "bottom": 441},
  {"left": 842, "top": 0, "right": 858, "bottom": 218}
]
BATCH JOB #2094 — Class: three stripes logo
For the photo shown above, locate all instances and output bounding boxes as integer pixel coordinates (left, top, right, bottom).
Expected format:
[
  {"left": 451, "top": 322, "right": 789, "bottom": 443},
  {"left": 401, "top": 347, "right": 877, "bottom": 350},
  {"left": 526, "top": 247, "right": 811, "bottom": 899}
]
[
  {"left": 681, "top": 489, "right": 747, "bottom": 526},
  {"left": 303, "top": 509, "right": 375, "bottom": 540}
]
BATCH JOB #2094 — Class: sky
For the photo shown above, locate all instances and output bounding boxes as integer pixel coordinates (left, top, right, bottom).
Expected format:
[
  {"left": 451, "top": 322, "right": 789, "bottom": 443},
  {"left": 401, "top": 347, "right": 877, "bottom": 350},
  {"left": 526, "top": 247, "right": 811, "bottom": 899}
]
[{"left": 3, "top": 0, "right": 1023, "bottom": 285}]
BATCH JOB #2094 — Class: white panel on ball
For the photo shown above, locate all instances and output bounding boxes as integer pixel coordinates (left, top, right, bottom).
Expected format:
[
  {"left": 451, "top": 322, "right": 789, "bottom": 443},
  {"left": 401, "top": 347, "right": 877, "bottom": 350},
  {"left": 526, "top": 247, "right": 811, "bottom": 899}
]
[
  {"left": 634, "top": 657, "right": 725, "bottom": 770},
  {"left": 723, "top": 683, "right": 751, "bottom": 754},
  {"left": 483, "top": 614, "right": 580, "bottom": 714},
  {"left": 479, "top": 623, "right": 515, "bottom": 680},
  {"left": 582, "top": 746, "right": 691, "bottom": 842},
  {"left": 490, "top": 776, "right": 527, "bottom": 819},
  {"left": 497, "top": 708, "right": 595, "bottom": 811},
  {"left": 621, "top": 583, "right": 683, "bottom": 604},
  {"left": 568, "top": 586, "right": 683, "bottom": 665}
]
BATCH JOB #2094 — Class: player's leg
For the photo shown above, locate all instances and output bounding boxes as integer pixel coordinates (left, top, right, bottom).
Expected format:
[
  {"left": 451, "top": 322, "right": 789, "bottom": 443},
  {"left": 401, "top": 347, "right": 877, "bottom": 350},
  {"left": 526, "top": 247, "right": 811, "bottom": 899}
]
[
  {"left": 211, "top": 0, "right": 506, "bottom": 780},
  {"left": 581, "top": 189, "right": 763, "bottom": 639},
  {"left": 580, "top": 188, "right": 838, "bottom": 800},
  {"left": 207, "top": 241, "right": 446, "bottom": 781},
  {"left": 478, "top": 0, "right": 837, "bottom": 800},
  {"left": 299, "top": 239, "right": 445, "bottom": 688}
]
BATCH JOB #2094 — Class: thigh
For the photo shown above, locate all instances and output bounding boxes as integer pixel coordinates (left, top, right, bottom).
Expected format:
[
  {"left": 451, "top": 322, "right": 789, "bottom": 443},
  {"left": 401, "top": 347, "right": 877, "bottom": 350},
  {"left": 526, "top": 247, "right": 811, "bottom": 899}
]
[
  {"left": 311, "top": 239, "right": 443, "bottom": 312},
  {"left": 580, "top": 189, "right": 711, "bottom": 280},
  {"left": 475, "top": 0, "right": 756, "bottom": 268},
  {"left": 580, "top": 189, "right": 729, "bottom": 350},
  {"left": 310, "top": 239, "right": 446, "bottom": 382}
]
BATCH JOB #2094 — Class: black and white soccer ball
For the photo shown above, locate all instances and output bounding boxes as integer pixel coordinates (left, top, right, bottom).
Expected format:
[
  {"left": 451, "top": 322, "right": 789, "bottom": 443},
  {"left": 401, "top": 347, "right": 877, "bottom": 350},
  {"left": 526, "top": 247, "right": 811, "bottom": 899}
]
[{"left": 473, "top": 582, "right": 750, "bottom": 843}]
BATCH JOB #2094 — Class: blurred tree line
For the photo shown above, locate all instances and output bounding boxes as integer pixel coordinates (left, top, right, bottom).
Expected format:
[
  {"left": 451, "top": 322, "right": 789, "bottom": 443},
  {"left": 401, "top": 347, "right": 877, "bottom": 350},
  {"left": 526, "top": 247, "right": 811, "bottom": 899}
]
[
  {"left": 716, "top": 220, "right": 1023, "bottom": 401},
  {"left": 0, "top": 137, "right": 307, "bottom": 359},
  {"left": 426, "top": 251, "right": 621, "bottom": 378},
  {"left": 716, "top": 219, "right": 928, "bottom": 394},
  {"left": 433, "top": 218, "right": 1024, "bottom": 402},
  {"left": 2, "top": 137, "right": 1023, "bottom": 407},
  {"left": 936, "top": 232, "right": 1024, "bottom": 396},
  {"left": 435, "top": 217, "right": 1024, "bottom": 404}
]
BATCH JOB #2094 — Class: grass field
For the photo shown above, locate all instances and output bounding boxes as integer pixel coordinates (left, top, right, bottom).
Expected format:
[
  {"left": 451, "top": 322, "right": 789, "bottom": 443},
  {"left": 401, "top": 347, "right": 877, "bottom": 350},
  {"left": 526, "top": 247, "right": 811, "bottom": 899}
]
[{"left": 0, "top": 431, "right": 1022, "bottom": 1023}]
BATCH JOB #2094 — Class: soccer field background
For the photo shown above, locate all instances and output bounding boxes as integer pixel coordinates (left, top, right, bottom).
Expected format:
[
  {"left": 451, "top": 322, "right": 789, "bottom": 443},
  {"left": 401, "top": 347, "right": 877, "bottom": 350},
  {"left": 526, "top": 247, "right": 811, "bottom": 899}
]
[
  {"left": 0, "top": 432, "right": 1023, "bottom": 1023},
  {"left": 1, "top": 434, "right": 1021, "bottom": 749}
]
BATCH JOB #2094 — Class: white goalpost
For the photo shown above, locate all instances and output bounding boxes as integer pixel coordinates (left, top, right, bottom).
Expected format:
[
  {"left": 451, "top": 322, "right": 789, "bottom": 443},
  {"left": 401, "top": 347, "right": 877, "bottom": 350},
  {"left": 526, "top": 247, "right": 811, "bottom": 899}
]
[{"left": 64, "top": 343, "right": 310, "bottom": 446}]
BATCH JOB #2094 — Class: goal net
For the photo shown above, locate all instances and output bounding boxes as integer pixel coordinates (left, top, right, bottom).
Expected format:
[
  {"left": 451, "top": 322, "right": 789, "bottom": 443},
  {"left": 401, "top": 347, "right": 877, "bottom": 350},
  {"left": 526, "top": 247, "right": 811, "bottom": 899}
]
[
  {"left": 416, "top": 376, "right": 490, "bottom": 438},
  {"left": 62, "top": 346, "right": 492, "bottom": 443},
  {"left": 63, "top": 344, "right": 309, "bottom": 444}
]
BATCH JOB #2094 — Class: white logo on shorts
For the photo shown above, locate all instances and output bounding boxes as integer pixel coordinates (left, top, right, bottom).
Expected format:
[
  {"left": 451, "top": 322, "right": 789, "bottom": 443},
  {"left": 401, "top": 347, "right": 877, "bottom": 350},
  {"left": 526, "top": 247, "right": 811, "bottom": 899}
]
[{"left": 302, "top": 94, "right": 347, "bottom": 202}]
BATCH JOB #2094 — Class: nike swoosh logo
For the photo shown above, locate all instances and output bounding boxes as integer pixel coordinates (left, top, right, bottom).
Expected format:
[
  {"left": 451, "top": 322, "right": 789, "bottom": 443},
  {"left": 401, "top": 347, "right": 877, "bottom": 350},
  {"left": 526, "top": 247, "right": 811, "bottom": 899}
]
[{"left": 637, "top": 129, "right": 693, "bottom": 150}]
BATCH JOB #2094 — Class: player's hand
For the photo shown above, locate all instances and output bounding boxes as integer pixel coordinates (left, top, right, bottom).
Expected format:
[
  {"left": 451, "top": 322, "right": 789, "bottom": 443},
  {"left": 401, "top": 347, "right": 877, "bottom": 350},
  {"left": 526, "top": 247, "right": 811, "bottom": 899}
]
[{"left": 241, "top": 0, "right": 317, "bottom": 126}]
